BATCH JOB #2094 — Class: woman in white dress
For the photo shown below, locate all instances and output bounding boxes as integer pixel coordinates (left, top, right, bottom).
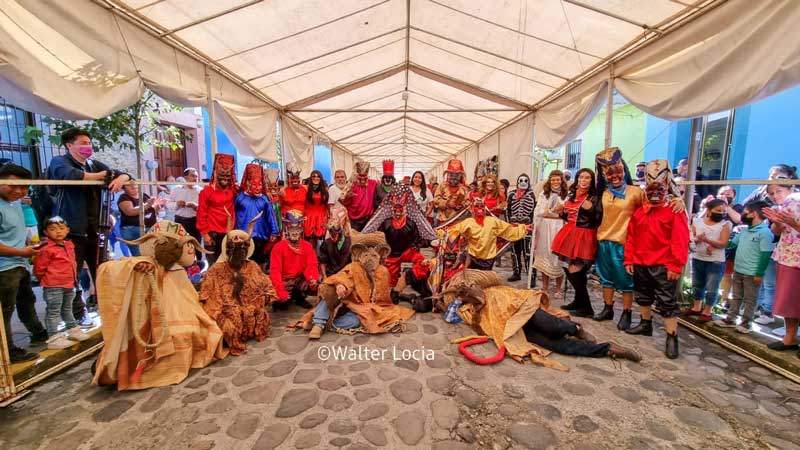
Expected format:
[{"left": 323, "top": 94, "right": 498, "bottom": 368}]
[
  {"left": 533, "top": 170, "right": 568, "bottom": 297},
  {"left": 410, "top": 171, "right": 434, "bottom": 218}
]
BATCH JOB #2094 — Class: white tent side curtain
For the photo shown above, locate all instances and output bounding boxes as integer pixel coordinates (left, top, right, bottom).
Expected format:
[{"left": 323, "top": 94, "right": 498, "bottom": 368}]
[
  {"left": 332, "top": 145, "right": 347, "bottom": 173},
  {"left": 282, "top": 116, "right": 315, "bottom": 176},
  {"left": 0, "top": 0, "right": 279, "bottom": 160}
]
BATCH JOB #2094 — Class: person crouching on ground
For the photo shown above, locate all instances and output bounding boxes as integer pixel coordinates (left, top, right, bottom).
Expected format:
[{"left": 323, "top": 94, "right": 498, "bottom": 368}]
[
  {"left": 33, "top": 216, "right": 91, "bottom": 349},
  {"left": 624, "top": 160, "right": 689, "bottom": 359}
]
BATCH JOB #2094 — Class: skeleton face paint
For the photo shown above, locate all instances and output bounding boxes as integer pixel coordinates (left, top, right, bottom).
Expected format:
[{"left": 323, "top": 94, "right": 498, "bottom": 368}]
[
  {"left": 517, "top": 175, "right": 530, "bottom": 190},
  {"left": 645, "top": 183, "right": 667, "bottom": 204}
]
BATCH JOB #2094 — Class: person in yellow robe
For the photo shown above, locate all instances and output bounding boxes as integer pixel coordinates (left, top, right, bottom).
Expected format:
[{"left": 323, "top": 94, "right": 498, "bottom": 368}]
[{"left": 450, "top": 197, "right": 530, "bottom": 270}]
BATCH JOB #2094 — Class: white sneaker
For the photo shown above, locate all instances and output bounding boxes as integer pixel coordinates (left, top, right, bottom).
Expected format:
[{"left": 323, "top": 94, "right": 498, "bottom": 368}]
[
  {"left": 66, "top": 327, "right": 91, "bottom": 342},
  {"left": 754, "top": 315, "right": 774, "bottom": 325},
  {"left": 46, "top": 334, "right": 75, "bottom": 350},
  {"left": 79, "top": 316, "right": 95, "bottom": 327}
]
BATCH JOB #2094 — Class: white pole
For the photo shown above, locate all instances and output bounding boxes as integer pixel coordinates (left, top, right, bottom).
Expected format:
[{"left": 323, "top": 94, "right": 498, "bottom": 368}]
[
  {"left": 526, "top": 119, "right": 538, "bottom": 290},
  {"left": 205, "top": 70, "right": 218, "bottom": 158},
  {"left": 604, "top": 66, "right": 615, "bottom": 149}
]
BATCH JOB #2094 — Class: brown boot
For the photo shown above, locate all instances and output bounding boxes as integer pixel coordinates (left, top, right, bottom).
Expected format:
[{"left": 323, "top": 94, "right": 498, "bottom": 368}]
[
  {"left": 309, "top": 326, "right": 323, "bottom": 339},
  {"left": 575, "top": 324, "right": 597, "bottom": 343},
  {"left": 608, "top": 343, "right": 642, "bottom": 363}
]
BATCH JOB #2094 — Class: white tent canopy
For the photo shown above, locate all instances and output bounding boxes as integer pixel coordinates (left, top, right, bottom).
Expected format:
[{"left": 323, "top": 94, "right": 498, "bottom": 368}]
[{"left": 2, "top": 0, "right": 800, "bottom": 178}]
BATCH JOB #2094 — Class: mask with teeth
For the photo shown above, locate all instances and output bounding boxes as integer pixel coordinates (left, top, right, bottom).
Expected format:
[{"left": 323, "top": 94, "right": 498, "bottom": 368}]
[{"left": 516, "top": 175, "right": 530, "bottom": 190}]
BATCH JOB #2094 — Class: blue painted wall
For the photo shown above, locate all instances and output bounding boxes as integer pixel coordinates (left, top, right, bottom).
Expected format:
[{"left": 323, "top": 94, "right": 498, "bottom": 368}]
[
  {"left": 314, "top": 144, "right": 332, "bottom": 182},
  {"left": 202, "top": 108, "right": 238, "bottom": 180},
  {"left": 643, "top": 84, "right": 800, "bottom": 200}
]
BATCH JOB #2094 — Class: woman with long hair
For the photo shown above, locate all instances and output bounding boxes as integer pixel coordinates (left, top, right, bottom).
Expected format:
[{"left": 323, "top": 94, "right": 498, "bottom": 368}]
[
  {"left": 304, "top": 170, "right": 329, "bottom": 248},
  {"left": 742, "top": 164, "right": 798, "bottom": 205},
  {"left": 410, "top": 171, "right": 433, "bottom": 217},
  {"left": 550, "top": 168, "right": 602, "bottom": 317},
  {"left": 471, "top": 174, "right": 507, "bottom": 216},
  {"left": 763, "top": 183, "right": 800, "bottom": 353},
  {"left": 533, "top": 170, "right": 568, "bottom": 297}
]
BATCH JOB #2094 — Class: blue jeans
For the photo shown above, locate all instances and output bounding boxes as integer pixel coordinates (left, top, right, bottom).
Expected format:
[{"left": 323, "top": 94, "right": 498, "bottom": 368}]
[
  {"left": 110, "top": 220, "right": 131, "bottom": 258},
  {"left": 120, "top": 225, "right": 142, "bottom": 256},
  {"left": 312, "top": 300, "right": 360, "bottom": 329},
  {"left": 691, "top": 259, "right": 725, "bottom": 307},
  {"left": 756, "top": 259, "right": 776, "bottom": 316},
  {"left": 44, "top": 287, "right": 77, "bottom": 335}
]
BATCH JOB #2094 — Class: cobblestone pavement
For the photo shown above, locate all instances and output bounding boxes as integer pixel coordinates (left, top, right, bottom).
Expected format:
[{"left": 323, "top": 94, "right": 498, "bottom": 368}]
[{"left": 2, "top": 262, "right": 800, "bottom": 450}]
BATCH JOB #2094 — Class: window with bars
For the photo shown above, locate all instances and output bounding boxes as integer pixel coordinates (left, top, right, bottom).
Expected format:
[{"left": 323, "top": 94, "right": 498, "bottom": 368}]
[
  {"left": 0, "top": 97, "right": 62, "bottom": 176},
  {"left": 566, "top": 139, "right": 582, "bottom": 171}
]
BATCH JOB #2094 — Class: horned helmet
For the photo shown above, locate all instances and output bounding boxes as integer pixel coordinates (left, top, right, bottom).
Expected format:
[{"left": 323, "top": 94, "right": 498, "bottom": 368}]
[
  {"left": 211, "top": 153, "right": 236, "bottom": 190},
  {"left": 286, "top": 162, "right": 302, "bottom": 189},
  {"left": 354, "top": 161, "right": 370, "bottom": 185},
  {"left": 121, "top": 220, "right": 208, "bottom": 268}
]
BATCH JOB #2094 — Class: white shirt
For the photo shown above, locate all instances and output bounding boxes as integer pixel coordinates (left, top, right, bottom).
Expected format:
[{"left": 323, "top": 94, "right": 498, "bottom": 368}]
[
  {"left": 411, "top": 187, "right": 433, "bottom": 211},
  {"left": 328, "top": 184, "right": 346, "bottom": 206},
  {"left": 168, "top": 185, "right": 202, "bottom": 218}
]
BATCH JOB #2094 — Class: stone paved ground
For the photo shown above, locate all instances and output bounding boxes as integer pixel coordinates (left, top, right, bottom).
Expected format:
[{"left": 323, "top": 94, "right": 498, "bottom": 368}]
[{"left": 2, "top": 261, "right": 800, "bottom": 450}]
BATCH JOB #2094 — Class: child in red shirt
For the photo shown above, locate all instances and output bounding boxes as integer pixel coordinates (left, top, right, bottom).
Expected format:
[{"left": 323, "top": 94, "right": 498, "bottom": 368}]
[
  {"left": 33, "top": 217, "right": 90, "bottom": 349},
  {"left": 623, "top": 161, "right": 689, "bottom": 359}
]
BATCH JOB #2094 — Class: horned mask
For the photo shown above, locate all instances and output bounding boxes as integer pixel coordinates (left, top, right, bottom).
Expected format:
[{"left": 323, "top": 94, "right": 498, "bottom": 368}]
[{"left": 120, "top": 221, "right": 209, "bottom": 268}]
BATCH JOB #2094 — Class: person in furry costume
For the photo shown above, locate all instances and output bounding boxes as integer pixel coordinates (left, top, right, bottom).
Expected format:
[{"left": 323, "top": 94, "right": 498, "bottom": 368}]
[
  {"left": 200, "top": 215, "right": 276, "bottom": 355},
  {"left": 92, "top": 221, "right": 226, "bottom": 391}
]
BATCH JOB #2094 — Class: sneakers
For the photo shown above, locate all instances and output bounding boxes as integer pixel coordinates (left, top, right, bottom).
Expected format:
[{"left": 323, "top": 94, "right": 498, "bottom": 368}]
[
  {"left": 66, "top": 327, "right": 91, "bottom": 342},
  {"left": 47, "top": 334, "right": 75, "bottom": 350},
  {"left": 10, "top": 346, "right": 38, "bottom": 363},
  {"left": 79, "top": 315, "right": 95, "bottom": 327},
  {"left": 713, "top": 318, "right": 736, "bottom": 328},
  {"left": 754, "top": 315, "right": 775, "bottom": 325},
  {"left": 735, "top": 322, "right": 752, "bottom": 334}
]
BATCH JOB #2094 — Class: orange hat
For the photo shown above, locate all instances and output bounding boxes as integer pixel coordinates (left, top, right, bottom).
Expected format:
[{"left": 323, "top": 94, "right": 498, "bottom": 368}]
[{"left": 444, "top": 159, "right": 465, "bottom": 175}]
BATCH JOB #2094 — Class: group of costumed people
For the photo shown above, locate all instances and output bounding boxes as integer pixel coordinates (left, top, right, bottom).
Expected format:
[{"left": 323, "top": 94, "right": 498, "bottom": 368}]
[{"left": 89, "top": 147, "right": 695, "bottom": 391}]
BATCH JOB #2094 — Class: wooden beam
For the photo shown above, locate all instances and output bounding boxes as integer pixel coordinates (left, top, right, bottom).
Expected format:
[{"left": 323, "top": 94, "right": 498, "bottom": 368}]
[
  {"left": 406, "top": 116, "right": 476, "bottom": 142},
  {"left": 408, "top": 64, "right": 530, "bottom": 110},
  {"left": 335, "top": 116, "right": 405, "bottom": 142},
  {"left": 285, "top": 64, "right": 406, "bottom": 110}
]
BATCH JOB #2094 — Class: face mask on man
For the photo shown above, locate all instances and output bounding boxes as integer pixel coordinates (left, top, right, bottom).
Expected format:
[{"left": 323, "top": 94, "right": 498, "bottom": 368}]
[
  {"left": 77, "top": 144, "right": 93, "bottom": 158},
  {"left": 635, "top": 169, "right": 645, "bottom": 180}
]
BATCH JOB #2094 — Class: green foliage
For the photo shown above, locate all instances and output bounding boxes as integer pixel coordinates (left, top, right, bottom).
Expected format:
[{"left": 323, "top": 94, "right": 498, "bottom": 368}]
[
  {"left": 44, "top": 90, "right": 185, "bottom": 153},
  {"left": 22, "top": 126, "right": 43, "bottom": 144}
]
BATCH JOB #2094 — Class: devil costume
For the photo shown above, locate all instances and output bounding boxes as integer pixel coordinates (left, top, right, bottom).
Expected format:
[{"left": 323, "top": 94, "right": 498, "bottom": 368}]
[
  {"left": 363, "top": 184, "right": 437, "bottom": 286},
  {"left": 281, "top": 163, "right": 307, "bottom": 214},
  {"left": 269, "top": 210, "right": 320, "bottom": 309},
  {"left": 433, "top": 159, "right": 470, "bottom": 224},
  {"left": 235, "top": 164, "right": 279, "bottom": 265},
  {"left": 198, "top": 154, "right": 237, "bottom": 265},
  {"left": 340, "top": 162, "right": 379, "bottom": 231},
  {"left": 506, "top": 173, "right": 536, "bottom": 281},
  {"left": 200, "top": 222, "right": 276, "bottom": 356},
  {"left": 452, "top": 197, "right": 528, "bottom": 270},
  {"left": 373, "top": 159, "right": 396, "bottom": 211}
]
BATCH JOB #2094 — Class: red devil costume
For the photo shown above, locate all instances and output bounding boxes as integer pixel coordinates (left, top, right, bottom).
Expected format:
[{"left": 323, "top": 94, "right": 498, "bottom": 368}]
[
  {"left": 198, "top": 154, "right": 237, "bottom": 265},
  {"left": 280, "top": 163, "right": 307, "bottom": 214},
  {"left": 374, "top": 159, "right": 396, "bottom": 210},
  {"left": 340, "top": 161, "right": 378, "bottom": 231},
  {"left": 363, "top": 184, "right": 436, "bottom": 287},
  {"left": 269, "top": 210, "right": 320, "bottom": 310}
]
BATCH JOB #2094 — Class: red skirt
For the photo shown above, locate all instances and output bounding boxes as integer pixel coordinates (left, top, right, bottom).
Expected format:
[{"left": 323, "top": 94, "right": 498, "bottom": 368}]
[
  {"left": 304, "top": 203, "right": 328, "bottom": 238},
  {"left": 550, "top": 222, "right": 597, "bottom": 263}
]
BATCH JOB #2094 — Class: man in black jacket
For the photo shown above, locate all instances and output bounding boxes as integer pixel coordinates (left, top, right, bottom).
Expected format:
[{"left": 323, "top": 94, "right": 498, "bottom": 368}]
[{"left": 47, "top": 128, "right": 131, "bottom": 319}]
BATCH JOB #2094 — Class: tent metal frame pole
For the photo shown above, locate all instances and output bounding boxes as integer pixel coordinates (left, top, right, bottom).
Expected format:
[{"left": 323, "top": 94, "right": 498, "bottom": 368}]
[
  {"left": 604, "top": 67, "right": 615, "bottom": 148},
  {"left": 205, "top": 70, "right": 219, "bottom": 158},
  {"left": 291, "top": 108, "right": 530, "bottom": 113},
  {"left": 526, "top": 122, "right": 538, "bottom": 290}
]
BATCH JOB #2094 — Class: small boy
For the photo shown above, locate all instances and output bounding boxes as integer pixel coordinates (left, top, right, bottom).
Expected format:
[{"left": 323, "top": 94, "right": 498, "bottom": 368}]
[
  {"left": 714, "top": 201, "right": 773, "bottom": 334},
  {"left": 0, "top": 164, "right": 47, "bottom": 362},
  {"left": 624, "top": 160, "right": 689, "bottom": 359},
  {"left": 33, "top": 216, "right": 90, "bottom": 349}
]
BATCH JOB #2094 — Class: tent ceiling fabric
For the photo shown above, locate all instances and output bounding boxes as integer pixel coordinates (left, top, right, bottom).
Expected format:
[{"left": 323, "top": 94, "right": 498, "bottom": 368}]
[
  {"left": 3, "top": 0, "right": 800, "bottom": 178},
  {"left": 108, "top": 0, "right": 695, "bottom": 175}
]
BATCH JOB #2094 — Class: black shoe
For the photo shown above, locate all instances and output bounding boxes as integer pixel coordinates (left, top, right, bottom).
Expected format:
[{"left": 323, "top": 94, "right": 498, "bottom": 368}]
[
  {"left": 29, "top": 330, "right": 48, "bottom": 344},
  {"left": 390, "top": 290, "right": 401, "bottom": 305},
  {"left": 665, "top": 332, "right": 679, "bottom": 359},
  {"left": 571, "top": 308, "right": 595, "bottom": 318},
  {"left": 593, "top": 303, "right": 614, "bottom": 322},
  {"left": 767, "top": 341, "right": 799, "bottom": 351},
  {"left": 617, "top": 309, "right": 633, "bottom": 331},
  {"left": 85, "top": 295, "right": 98, "bottom": 311},
  {"left": 608, "top": 343, "right": 642, "bottom": 363},
  {"left": 507, "top": 272, "right": 521, "bottom": 282},
  {"left": 10, "top": 347, "right": 38, "bottom": 363},
  {"left": 294, "top": 297, "right": 313, "bottom": 309},
  {"left": 625, "top": 319, "right": 653, "bottom": 336},
  {"left": 561, "top": 301, "right": 580, "bottom": 311}
]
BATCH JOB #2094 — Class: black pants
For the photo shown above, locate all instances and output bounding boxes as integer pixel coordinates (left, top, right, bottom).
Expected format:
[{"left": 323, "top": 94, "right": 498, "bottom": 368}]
[
  {"left": 206, "top": 231, "right": 226, "bottom": 267},
  {"left": 522, "top": 309, "right": 609, "bottom": 357},
  {"left": 350, "top": 217, "right": 369, "bottom": 232},
  {"left": 70, "top": 232, "right": 99, "bottom": 318},
  {"left": 468, "top": 256, "right": 494, "bottom": 271},
  {"left": 564, "top": 265, "right": 592, "bottom": 311},
  {"left": 0, "top": 267, "right": 46, "bottom": 350},
  {"left": 633, "top": 265, "right": 680, "bottom": 318},
  {"left": 403, "top": 268, "right": 433, "bottom": 299},
  {"left": 250, "top": 238, "right": 268, "bottom": 265},
  {"left": 174, "top": 215, "right": 201, "bottom": 262}
]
